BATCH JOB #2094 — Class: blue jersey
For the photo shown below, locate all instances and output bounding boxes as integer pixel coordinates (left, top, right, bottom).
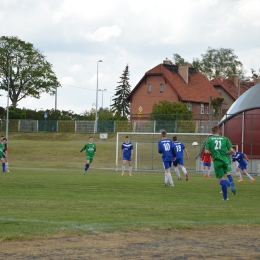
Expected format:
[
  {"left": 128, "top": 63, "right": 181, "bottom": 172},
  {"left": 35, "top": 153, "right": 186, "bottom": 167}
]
[
  {"left": 232, "top": 152, "right": 247, "bottom": 165},
  {"left": 172, "top": 141, "right": 185, "bottom": 159},
  {"left": 121, "top": 142, "right": 133, "bottom": 159},
  {"left": 158, "top": 138, "right": 175, "bottom": 162}
]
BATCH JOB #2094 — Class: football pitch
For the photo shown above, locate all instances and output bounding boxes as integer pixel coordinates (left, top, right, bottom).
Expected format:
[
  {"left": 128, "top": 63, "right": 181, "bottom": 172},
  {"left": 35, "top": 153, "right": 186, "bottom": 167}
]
[{"left": 1, "top": 166, "right": 260, "bottom": 241}]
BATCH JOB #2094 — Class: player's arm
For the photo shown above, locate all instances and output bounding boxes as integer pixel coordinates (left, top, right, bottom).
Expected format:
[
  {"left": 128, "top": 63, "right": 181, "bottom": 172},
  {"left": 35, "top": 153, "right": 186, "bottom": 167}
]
[
  {"left": 228, "top": 147, "right": 235, "bottom": 155},
  {"left": 244, "top": 154, "right": 249, "bottom": 162},
  {"left": 158, "top": 142, "right": 162, "bottom": 154},
  {"left": 80, "top": 144, "right": 86, "bottom": 153},
  {"left": 184, "top": 148, "right": 189, "bottom": 160}
]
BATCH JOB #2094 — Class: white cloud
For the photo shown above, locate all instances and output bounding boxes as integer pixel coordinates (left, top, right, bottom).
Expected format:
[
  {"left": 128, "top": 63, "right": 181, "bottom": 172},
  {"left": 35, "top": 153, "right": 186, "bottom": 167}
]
[
  {"left": 83, "top": 26, "right": 121, "bottom": 42},
  {"left": 0, "top": 0, "right": 259, "bottom": 114}
]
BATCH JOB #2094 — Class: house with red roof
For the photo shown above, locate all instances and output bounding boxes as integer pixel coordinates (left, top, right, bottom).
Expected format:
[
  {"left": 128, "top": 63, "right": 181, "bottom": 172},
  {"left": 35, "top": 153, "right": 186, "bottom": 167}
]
[
  {"left": 126, "top": 60, "right": 221, "bottom": 122},
  {"left": 210, "top": 76, "right": 257, "bottom": 114}
]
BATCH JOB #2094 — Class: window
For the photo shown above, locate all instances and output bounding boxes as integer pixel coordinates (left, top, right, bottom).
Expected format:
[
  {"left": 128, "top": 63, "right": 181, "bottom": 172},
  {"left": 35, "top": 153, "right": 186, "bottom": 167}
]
[
  {"left": 160, "top": 83, "right": 164, "bottom": 92},
  {"left": 186, "top": 102, "right": 192, "bottom": 111},
  {"left": 148, "top": 84, "right": 152, "bottom": 93},
  {"left": 201, "top": 103, "right": 204, "bottom": 114}
]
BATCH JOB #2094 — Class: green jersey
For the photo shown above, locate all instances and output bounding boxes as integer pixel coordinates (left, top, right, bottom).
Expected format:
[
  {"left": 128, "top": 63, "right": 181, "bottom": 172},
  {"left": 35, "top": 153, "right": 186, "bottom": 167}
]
[
  {"left": 81, "top": 142, "right": 96, "bottom": 157},
  {"left": 0, "top": 142, "right": 4, "bottom": 158},
  {"left": 205, "top": 135, "right": 232, "bottom": 162}
]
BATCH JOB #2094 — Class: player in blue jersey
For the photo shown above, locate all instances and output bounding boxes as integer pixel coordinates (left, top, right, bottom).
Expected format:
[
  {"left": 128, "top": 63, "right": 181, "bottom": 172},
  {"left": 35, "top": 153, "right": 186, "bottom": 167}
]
[
  {"left": 120, "top": 136, "right": 134, "bottom": 176},
  {"left": 232, "top": 147, "right": 255, "bottom": 183},
  {"left": 158, "top": 130, "right": 175, "bottom": 188},
  {"left": 172, "top": 136, "right": 189, "bottom": 181}
]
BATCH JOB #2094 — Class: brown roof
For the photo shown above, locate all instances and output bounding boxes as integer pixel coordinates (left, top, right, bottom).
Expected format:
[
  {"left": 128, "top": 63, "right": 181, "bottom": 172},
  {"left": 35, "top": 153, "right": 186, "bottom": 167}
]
[
  {"left": 211, "top": 77, "right": 254, "bottom": 100},
  {"left": 127, "top": 63, "right": 221, "bottom": 102}
]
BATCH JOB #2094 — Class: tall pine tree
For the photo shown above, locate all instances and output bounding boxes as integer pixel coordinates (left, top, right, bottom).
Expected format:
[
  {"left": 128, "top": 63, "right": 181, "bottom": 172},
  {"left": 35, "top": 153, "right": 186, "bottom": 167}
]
[{"left": 111, "top": 65, "right": 131, "bottom": 117}]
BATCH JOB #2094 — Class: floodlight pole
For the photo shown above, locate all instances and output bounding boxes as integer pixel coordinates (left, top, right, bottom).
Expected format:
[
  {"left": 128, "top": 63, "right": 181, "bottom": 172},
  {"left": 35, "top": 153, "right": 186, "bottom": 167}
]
[{"left": 94, "top": 60, "right": 103, "bottom": 133}]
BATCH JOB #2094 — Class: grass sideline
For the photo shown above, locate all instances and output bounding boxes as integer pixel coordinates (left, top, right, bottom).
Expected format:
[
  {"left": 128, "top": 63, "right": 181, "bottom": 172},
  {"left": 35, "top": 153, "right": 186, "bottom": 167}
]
[{"left": 1, "top": 166, "right": 260, "bottom": 241}]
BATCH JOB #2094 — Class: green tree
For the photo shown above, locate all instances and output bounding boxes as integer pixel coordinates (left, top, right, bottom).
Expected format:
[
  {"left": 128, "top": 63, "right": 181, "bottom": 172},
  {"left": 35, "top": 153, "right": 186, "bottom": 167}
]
[
  {"left": 250, "top": 68, "right": 260, "bottom": 79},
  {"left": 150, "top": 101, "right": 193, "bottom": 120},
  {"left": 172, "top": 53, "right": 187, "bottom": 65},
  {"left": 192, "top": 47, "right": 244, "bottom": 80},
  {"left": 211, "top": 97, "right": 224, "bottom": 116},
  {"left": 111, "top": 64, "right": 131, "bottom": 117},
  {"left": 0, "top": 36, "right": 60, "bottom": 108}
]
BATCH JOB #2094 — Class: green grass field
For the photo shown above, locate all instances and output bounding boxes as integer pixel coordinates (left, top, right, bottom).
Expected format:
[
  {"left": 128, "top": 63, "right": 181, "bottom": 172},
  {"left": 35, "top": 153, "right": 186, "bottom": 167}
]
[{"left": 0, "top": 133, "right": 259, "bottom": 242}]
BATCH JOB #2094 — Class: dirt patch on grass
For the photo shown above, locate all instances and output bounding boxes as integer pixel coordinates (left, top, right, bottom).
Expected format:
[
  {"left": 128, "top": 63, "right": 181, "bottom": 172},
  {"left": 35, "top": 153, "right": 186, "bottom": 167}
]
[{"left": 1, "top": 226, "right": 260, "bottom": 260}]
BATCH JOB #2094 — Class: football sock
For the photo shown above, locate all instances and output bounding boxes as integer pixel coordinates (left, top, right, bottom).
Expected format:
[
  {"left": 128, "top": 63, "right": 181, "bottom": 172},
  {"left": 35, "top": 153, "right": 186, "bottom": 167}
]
[
  {"left": 181, "top": 167, "right": 187, "bottom": 174},
  {"left": 208, "top": 170, "right": 211, "bottom": 176},
  {"left": 220, "top": 179, "right": 230, "bottom": 187},
  {"left": 246, "top": 173, "right": 253, "bottom": 180},
  {"left": 237, "top": 171, "right": 242, "bottom": 179},
  {"left": 165, "top": 171, "right": 167, "bottom": 183},
  {"left": 85, "top": 163, "right": 89, "bottom": 171},
  {"left": 129, "top": 167, "right": 132, "bottom": 174},
  {"left": 167, "top": 172, "right": 173, "bottom": 185},
  {"left": 220, "top": 181, "right": 228, "bottom": 200},
  {"left": 2, "top": 163, "right": 5, "bottom": 172},
  {"left": 122, "top": 165, "right": 125, "bottom": 173},
  {"left": 227, "top": 174, "right": 234, "bottom": 184},
  {"left": 174, "top": 167, "right": 181, "bottom": 177},
  {"left": 5, "top": 162, "right": 9, "bottom": 169}
]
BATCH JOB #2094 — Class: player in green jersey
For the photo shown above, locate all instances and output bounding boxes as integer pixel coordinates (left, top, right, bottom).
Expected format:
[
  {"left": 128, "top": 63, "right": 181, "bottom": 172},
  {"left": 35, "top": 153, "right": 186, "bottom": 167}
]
[
  {"left": 0, "top": 139, "right": 6, "bottom": 172},
  {"left": 80, "top": 137, "right": 96, "bottom": 175},
  {"left": 205, "top": 125, "right": 236, "bottom": 200}
]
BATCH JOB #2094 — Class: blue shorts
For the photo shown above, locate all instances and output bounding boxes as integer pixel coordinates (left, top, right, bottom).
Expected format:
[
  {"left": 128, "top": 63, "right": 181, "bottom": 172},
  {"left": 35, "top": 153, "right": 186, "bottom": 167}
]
[
  {"left": 173, "top": 158, "right": 184, "bottom": 167},
  {"left": 203, "top": 162, "right": 211, "bottom": 167},
  {"left": 123, "top": 156, "right": 131, "bottom": 161},
  {"left": 238, "top": 164, "right": 247, "bottom": 171},
  {"left": 163, "top": 161, "right": 172, "bottom": 169}
]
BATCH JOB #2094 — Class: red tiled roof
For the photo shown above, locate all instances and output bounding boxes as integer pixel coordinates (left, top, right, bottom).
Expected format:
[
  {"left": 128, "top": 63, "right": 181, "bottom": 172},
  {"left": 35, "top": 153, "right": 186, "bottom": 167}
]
[
  {"left": 211, "top": 77, "right": 254, "bottom": 100},
  {"left": 127, "top": 63, "right": 221, "bottom": 102}
]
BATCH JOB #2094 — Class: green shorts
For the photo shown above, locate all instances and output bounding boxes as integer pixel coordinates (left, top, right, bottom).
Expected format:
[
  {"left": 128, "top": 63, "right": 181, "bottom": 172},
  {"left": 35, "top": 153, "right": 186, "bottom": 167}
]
[
  {"left": 213, "top": 159, "right": 232, "bottom": 179},
  {"left": 86, "top": 155, "right": 94, "bottom": 163}
]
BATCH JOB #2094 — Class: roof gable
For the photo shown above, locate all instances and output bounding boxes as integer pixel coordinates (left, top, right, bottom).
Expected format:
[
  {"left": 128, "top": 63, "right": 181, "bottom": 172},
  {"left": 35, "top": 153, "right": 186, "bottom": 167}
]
[{"left": 126, "top": 63, "right": 221, "bottom": 102}]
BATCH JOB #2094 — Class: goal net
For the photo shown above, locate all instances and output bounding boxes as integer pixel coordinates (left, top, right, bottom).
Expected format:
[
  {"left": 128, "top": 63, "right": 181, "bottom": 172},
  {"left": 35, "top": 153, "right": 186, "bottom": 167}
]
[{"left": 116, "top": 132, "right": 210, "bottom": 172}]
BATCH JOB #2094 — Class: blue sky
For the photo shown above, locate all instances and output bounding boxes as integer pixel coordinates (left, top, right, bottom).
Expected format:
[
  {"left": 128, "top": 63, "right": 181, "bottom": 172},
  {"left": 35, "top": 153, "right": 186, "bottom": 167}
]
[{"left": 0, "top": 0, "right": 259, "bottom": 114}]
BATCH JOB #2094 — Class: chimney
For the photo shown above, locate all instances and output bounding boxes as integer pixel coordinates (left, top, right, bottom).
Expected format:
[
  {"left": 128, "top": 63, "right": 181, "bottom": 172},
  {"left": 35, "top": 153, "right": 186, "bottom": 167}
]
[
  {"left": 228, "top": 75, "right": 238, "bottom": 88},
  {"left": 178, "top": 63, "right": 190, "bottom": 84},
  {"left": 163, "top": 59, "right": 171, "bottom": 65}
]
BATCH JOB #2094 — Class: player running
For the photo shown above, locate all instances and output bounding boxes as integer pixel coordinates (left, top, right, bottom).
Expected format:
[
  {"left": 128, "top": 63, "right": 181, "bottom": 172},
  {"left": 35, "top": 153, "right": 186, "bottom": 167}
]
[
  {"left": 80, "top": 136, "right": 96, "bottom": 175},
  {"left": 172, "top": 136, "right": 189, "bottom": 181},
  {"left": 158, "top": 130, "right": 175, "bottom": 188},
  {"left": 232, "top": 146, "right": 255, "bottom": 183}
]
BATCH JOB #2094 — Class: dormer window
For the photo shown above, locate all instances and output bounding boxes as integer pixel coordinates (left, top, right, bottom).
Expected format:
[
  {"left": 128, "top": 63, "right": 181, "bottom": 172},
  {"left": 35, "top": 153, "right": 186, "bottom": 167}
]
[
  {"left": 160, "top": 84, "right": 164, "bottom": 92},
  {"left": 148, "top": 84, "right": 152, "bottom": 93}
]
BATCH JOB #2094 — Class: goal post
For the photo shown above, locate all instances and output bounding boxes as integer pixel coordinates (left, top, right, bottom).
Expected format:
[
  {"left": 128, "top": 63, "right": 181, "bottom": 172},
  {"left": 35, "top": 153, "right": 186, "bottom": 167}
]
[{"left": 116, "top": 132, "right": 210, "bottom": 172}]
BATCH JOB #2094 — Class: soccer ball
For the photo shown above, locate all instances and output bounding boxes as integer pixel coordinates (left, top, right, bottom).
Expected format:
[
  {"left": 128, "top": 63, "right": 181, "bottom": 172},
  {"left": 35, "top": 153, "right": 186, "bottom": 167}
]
[{"left": 192, "top": 141, "right": 198, "bottom": 147}]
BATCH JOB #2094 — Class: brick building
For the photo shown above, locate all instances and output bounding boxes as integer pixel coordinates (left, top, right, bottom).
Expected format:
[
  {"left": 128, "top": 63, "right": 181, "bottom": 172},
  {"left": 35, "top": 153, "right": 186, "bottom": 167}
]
[{"left": 126, "top": 60, "right": 221, "bottom": 120}]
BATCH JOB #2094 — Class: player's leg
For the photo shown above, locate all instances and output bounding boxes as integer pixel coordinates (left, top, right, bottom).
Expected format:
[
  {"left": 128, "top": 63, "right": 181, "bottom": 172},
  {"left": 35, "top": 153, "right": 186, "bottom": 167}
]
[
  {"left": 178, "top": 158, "right": 188, "bottom": 181},
  {"left": 1, "top": 158, "right": 6, "bottom": 172},
  {"left": 236, "top": 167, "right": 243, "bottom": 182},
  {"left": 165, "top": 162, "right": 174, "bottom": 188},
  {"left": 128, "top": 160, "right": 132, "bottom": 176},
  {"left": 173, "top": 159, "right": 181, "bottom": 180},
  {"left": 203, "top": 164, "right": 207, "bottom": 177},
  {"left": 242, "top": 168, "right": 255, "bottom": 182},
  {"left": 84, "top": 157, "right": 91, "bottom": 174},
  {"left": 121, "top": 159, "right": 126, "bottom": 176},
  {"left": 207, "top": 165, "right": 211, "bottom": 177},
  {"left": 215, "top": 160, "right": 232, "bottom": 199},
  {"left": 4, "top": 156, "right": 10, "bottom": 172}
]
